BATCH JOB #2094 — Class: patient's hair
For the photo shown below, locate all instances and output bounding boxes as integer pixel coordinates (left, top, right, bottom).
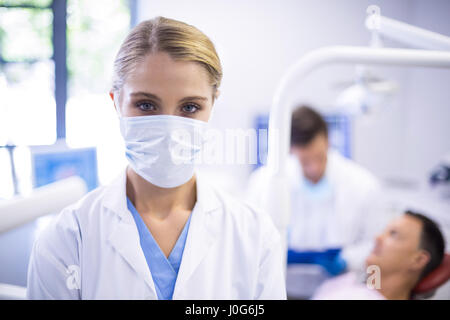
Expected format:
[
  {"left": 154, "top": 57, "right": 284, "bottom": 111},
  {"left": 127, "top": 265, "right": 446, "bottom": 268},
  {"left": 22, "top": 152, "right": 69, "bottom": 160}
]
[
  {"left": 291, "top": 105, "right": 328, "bottom": 146},
  {"left": 405, "top": 210, "right": 445, "bottom": 280}
]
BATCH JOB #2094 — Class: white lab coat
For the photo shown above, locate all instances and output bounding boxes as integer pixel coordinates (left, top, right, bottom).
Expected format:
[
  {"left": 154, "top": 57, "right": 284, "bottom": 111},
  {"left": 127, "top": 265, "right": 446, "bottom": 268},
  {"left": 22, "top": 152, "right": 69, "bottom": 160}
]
[
  {"left": 27, "top": 169, "right": 287, "bottom": 300},
  {"left": 247, "top": 150, "right": 388, "bottom": 297}
]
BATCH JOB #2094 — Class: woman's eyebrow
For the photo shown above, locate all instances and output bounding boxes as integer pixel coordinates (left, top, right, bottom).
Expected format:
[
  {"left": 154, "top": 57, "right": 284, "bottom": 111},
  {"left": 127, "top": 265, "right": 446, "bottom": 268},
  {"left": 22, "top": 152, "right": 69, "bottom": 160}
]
[
  {"left": 130, "top": 92, "right": 208, "bottom": 103},
  {"left": 179, "top": 96, "right": 208, "bottom": 103},
  {"left": 130, "top": 92, "right": 162, "bottom": 102}
]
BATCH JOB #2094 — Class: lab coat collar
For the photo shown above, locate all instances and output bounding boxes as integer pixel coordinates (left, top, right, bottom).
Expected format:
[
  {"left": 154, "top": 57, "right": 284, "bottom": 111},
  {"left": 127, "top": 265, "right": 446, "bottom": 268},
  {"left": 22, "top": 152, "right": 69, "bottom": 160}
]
[
  {"left": 173, "top": 170, "right": 223, "bottom": 298},
  {"left": 102, "top": 169, "right": 129, "bottom": 221},
  {"left": 102, "top": 168, "right": 222, "bottom": 298},
  {"left": 103, "top": 169, "right": 155, "bottom": 295},
  {"left": 102, "top": 168, "right": 222, "bottom": 219}
]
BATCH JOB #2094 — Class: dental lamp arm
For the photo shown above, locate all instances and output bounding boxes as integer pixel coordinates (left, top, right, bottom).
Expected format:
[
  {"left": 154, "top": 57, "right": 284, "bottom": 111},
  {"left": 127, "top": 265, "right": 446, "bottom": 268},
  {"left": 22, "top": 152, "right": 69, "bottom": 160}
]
[{"left": 0, "top": 176, "right": 88, "bottom": 234}]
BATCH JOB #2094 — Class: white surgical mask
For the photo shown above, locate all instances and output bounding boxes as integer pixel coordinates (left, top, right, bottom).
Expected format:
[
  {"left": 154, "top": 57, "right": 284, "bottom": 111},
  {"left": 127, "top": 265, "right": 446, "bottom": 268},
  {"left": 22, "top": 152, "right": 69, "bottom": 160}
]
[{"left": 119, "top": 114, "right": 208, "bottom": 188}]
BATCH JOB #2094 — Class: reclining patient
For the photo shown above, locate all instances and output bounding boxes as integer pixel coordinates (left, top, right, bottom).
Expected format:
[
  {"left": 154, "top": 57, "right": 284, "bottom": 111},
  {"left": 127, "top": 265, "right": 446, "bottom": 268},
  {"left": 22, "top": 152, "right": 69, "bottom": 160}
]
[{"left": 312, "top": 210, "right": 445, "bottom": 299}]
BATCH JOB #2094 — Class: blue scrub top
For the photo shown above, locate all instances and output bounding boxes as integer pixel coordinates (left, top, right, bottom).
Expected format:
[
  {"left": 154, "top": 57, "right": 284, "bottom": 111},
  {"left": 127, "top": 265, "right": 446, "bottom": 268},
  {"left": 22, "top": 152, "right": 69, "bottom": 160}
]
[{"left": 127, "top": 197, "right": 192, "bottom": 300}]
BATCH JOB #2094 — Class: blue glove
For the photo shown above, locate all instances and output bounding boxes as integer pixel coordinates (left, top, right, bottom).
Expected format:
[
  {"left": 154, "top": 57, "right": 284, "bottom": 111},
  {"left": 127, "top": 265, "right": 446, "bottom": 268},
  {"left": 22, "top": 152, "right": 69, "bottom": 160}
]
[
  {"left": 315, "top": 248, "right": 347, "bottom": 276},
  {"left": 287, "top": 249, "right": 319, "bottom": 264},
  {"left": 287, "top": 248, "right": 347, "bottom": 276}
]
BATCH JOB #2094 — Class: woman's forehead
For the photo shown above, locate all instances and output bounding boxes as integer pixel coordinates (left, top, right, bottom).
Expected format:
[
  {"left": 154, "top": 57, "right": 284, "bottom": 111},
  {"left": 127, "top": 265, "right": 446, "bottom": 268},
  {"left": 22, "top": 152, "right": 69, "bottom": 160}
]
[
  {"left": 131, "top": 52, "right": 210, "bottom": 84},
  {"left": 121, "top": 53, "right": 212, "bottom": 100}
]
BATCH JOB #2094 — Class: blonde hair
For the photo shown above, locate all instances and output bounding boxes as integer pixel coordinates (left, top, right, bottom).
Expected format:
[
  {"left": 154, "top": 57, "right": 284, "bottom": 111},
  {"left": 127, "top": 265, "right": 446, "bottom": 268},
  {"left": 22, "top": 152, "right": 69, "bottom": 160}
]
[{"left": 112, "top": 16, "right": 222, "bottom": 97}]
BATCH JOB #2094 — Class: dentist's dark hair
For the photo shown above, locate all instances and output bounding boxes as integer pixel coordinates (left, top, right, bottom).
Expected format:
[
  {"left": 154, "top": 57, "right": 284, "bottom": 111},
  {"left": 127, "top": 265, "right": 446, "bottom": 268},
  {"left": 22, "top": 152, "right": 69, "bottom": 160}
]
[{"left": 291, "top": 105, "right": 328, "bottom": 147}]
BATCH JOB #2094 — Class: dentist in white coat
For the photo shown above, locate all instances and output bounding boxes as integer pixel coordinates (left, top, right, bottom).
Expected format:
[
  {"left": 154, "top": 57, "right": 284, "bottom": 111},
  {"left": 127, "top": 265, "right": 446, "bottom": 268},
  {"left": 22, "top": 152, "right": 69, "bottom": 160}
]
[
  {"left": 27, "top": 16, "right": 286, "bottom": 300},
  {"left": 247, "top": 106, "right": 388, "bottom": 298}
]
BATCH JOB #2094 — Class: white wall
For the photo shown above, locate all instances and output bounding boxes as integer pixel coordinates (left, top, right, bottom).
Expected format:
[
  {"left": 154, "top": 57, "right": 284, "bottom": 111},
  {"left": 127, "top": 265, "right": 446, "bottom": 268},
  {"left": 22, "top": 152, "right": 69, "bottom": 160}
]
[
  {"left": 136, "top": 0, "right": 450, "bottom": 195},
  {"left": 402, "top": 0, "right": 450, "bottom": 183}
]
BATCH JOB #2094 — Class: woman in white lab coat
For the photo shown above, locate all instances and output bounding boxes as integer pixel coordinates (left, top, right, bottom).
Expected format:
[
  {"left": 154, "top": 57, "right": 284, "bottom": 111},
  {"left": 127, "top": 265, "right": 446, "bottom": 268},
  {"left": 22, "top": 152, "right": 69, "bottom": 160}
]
[{"left": 27, "top": 16, "right": 286, "bottom": 300}]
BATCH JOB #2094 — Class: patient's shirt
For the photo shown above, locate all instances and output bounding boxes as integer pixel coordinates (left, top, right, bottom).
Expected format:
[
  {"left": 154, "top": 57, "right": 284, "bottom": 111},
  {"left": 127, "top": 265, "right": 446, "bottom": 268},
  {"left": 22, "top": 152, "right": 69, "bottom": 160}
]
[{"left": 312, "top": 272, "right": 386, "bottom": 300}]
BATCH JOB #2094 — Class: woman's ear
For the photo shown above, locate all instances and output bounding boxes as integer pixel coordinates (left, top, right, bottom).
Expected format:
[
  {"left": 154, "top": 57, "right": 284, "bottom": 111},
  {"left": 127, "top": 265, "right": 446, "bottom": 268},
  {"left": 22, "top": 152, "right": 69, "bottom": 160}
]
[
  {"left": 109, "top": 91, "right": 119, "bottom": 114},
  {"left": 214, "top": 89, "right": 221, "bottom": 100},
  {"left": 109, "top": 91, "right": 115, "bottom": 103}
]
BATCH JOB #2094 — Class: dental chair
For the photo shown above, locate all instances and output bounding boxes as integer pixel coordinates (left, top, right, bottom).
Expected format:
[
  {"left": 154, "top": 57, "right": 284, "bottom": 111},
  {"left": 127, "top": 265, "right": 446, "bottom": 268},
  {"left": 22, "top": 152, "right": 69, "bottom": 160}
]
[
  {"left": 0, "top": 176, "right": 87, "bottom": 300},
  {"left": 412, "top": 253, "right": 450, "bottom": 299}
]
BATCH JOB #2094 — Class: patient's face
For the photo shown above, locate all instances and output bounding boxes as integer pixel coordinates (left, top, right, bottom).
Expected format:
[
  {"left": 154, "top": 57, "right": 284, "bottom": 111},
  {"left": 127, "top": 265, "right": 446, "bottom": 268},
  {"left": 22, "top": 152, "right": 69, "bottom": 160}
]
[{"left": 365, "top": 215, "right": 423, "bottom": 275}]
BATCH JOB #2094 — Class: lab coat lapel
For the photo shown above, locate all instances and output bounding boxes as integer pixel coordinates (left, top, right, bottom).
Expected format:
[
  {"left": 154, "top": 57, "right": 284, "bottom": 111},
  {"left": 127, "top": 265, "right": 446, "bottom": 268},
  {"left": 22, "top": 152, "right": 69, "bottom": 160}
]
[
  {"left": 173, "top": 172, "right": 222, "bottom": 298},
  {"left": 103, "top": 170, "right": 157, "bottom": 296},
  {"left": 107, "top": 218, "right": 157, "bottom": 296}
]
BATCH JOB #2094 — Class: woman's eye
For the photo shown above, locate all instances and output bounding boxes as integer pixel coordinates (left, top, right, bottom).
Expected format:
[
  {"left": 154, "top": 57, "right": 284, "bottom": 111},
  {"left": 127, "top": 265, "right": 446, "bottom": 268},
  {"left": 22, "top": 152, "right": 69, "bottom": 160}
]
[
  {"left": 137, "top": 102, "right": 156, "bottom": 111},
  {"left": 182, "top": 104, "right": 199, "bottom": 114}
]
